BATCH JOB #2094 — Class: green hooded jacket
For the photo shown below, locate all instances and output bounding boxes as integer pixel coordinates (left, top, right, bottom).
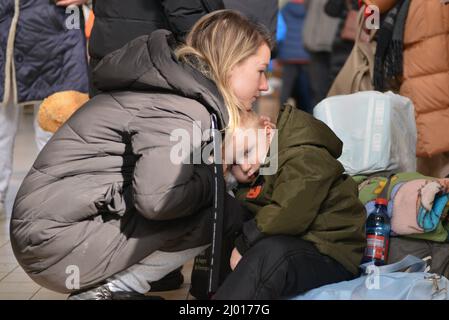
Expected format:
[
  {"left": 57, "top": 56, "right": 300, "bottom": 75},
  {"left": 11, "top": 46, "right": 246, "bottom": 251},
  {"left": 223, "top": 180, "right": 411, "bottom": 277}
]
[{"left": 235, "top": 105, "right": 366, "bottom": 275}]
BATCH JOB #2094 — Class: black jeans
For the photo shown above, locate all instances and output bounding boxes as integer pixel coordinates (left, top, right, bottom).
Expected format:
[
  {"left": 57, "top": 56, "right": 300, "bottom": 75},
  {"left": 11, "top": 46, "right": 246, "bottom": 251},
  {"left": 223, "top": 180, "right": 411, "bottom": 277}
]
[
  {"left": 280, "top": 64, "right": 312, "bottom": 114},
  {"left": 213, "top": 235, "right": 354, "bottom": 300},
  {"left": 307, "top": 51, "right": 332, "bottom": 106}
]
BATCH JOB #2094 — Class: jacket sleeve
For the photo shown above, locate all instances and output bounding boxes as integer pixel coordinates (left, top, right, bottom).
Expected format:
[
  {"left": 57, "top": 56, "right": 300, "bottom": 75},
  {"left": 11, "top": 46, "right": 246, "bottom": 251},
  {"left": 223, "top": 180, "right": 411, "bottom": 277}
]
[
  {"left": 129, "top": 112, "right": 214, "bottom": 221},
  {"left": 235, "top": 146, "right": 342, "bottom": 254},
  {"left": 160, "top": 0, "right": 224, "bottom": 40}
]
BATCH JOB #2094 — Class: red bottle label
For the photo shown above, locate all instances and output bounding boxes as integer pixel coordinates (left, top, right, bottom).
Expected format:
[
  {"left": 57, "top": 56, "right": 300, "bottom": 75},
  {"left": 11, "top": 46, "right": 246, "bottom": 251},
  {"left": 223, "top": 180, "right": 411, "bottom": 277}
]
[{"left": 365, "top": 234, "right": 388, "bottom": 261}]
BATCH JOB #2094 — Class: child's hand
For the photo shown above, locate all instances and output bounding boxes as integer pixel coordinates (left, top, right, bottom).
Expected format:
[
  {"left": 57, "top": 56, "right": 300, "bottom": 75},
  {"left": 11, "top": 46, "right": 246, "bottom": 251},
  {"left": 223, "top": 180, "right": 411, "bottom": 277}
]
[{"left": 230, "top": 247, "right": 242, "bottom": 270}]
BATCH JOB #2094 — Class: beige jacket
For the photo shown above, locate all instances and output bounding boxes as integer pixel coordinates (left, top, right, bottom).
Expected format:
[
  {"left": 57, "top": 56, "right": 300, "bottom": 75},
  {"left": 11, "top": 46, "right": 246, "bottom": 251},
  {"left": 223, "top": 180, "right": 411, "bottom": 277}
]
[{"left": 400, "top": 0, "right": 449, "bottom": 157}]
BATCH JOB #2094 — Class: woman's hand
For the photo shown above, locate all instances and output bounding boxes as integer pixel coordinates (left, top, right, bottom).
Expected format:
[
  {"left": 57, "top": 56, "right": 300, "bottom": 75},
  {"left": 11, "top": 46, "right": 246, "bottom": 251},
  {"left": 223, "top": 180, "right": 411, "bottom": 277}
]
[
  {"left": 55, "top": 0, "right": 88, "bottom": 6},
  {"left": 230, "top": 247, "right": 242, "bottom": 270},
  {"left": 259, "top": 115, "right": 276, "bottom": 131}
]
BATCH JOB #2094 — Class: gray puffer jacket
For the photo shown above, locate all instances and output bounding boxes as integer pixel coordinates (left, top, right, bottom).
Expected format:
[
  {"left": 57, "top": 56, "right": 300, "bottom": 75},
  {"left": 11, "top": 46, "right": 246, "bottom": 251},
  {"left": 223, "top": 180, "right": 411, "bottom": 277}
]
[{"left": 10, "top": 30, "right": 228, "bottom": 293}]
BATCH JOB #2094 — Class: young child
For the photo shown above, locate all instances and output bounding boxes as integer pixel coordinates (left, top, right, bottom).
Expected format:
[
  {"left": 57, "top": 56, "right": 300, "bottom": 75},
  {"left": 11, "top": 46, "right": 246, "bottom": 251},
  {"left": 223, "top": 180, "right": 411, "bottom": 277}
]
[
  {"left": 214, "top": 104, "right": 367, "bottom": 300},
  {"left": 223, "top": 112, "right": 274, "bottom": 191}
]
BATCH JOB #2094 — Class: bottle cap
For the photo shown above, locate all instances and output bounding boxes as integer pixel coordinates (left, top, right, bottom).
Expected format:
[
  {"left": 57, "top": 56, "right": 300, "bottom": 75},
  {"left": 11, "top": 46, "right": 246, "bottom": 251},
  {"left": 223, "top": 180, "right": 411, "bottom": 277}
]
[{"left": 375, "top": 198, "right": 388, "bottom": 206}]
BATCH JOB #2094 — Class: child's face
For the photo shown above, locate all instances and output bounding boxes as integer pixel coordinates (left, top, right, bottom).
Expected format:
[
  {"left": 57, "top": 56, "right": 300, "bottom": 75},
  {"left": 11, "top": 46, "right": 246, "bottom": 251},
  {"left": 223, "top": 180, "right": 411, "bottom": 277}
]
[
  {"left": 224, "top": 118, "right": 273, "bottom": 183},
  {"left": 230, "top": 132, "right": 261, "bottom": 183},
  {"left": 231, "top": 161, "right": 259, "bottom": 184}
]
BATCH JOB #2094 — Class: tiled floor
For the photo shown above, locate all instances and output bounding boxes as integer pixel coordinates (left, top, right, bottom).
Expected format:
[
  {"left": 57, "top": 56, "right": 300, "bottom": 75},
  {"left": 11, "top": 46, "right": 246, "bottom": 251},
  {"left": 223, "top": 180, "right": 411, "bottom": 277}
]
[{"left": 0, "top": 220, "right": 69, "bottom": 299}]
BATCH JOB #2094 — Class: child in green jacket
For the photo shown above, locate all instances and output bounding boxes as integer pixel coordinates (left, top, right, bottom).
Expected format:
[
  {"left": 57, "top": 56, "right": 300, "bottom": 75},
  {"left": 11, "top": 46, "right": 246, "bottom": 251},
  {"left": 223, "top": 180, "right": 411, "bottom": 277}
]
[{"left": 214, "top": 105, "right": 366, "bottom": 299}]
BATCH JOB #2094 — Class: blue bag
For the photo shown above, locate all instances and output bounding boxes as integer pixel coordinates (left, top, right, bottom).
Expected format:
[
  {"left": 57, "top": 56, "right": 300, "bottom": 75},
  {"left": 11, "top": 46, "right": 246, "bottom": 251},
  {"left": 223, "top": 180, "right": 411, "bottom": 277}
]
[{"left": 293, "top": 255, "right": 449, "bottom": 300}]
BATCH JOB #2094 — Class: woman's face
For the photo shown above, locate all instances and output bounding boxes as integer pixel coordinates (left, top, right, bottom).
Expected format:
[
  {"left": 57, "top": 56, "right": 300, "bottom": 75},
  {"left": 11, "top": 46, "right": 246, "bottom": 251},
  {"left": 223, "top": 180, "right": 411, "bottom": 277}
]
[{"left": 229, "top": 44, "right": 271, "bottom": 111}]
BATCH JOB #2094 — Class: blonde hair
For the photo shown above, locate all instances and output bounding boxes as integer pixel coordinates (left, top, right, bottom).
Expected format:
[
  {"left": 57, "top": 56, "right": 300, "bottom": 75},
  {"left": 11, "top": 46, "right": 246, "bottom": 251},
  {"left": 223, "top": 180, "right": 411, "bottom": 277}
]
[
  {"left": 223, "top": 110, "right": 264, "bottom": 164},
  {"left": 176, "top": 10, "right": 273, "bottom": 132}
]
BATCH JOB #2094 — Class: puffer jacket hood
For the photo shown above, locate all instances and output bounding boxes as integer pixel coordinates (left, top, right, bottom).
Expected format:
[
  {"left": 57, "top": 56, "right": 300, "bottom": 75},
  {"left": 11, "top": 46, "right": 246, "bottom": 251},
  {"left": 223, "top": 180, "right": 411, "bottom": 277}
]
[
  {"left": 277, "top": 104, "right": 343, "bottom": 159},
  {"left": 93, "top": 30, "right": 229, "bottom": 128}
]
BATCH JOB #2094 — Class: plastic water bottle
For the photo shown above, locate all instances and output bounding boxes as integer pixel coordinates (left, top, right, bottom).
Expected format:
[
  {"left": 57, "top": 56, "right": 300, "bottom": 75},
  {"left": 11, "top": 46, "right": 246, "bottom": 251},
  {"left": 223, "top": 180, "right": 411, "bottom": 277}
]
[{"left": 362, "top": 198, "right": 391, "bottom": 266}]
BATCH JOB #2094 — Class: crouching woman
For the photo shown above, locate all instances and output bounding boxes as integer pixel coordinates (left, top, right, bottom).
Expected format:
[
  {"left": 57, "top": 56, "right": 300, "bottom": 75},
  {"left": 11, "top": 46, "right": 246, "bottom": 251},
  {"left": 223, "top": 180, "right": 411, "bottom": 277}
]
[{"left": 10, "top": 10, "right": 273, "bottom": 300}]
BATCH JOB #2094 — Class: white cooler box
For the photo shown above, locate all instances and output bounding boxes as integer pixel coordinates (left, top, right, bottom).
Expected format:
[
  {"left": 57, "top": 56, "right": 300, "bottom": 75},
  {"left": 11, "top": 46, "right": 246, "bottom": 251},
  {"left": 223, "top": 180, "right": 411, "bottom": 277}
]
[{"left": 313, "top": 91, "right": 417, "bottom": 175}]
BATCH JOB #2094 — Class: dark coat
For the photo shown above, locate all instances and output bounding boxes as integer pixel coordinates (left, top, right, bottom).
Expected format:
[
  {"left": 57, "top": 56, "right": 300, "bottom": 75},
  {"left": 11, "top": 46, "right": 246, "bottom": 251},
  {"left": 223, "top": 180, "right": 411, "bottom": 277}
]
[
  {"left": 223, "top": 0, "right": 278, "bottom": 36},
  {"left": 0, "top": 0, "right": 89, "bottom": 105},
  {"left": 89, "top": 0, "right": 224, "bottom": 63},
  {"left": 88, "top": 0, "right": 224, "bottom": 96},
  {"left": 11, "top": 30, "right": 228, "bottom": 293}
]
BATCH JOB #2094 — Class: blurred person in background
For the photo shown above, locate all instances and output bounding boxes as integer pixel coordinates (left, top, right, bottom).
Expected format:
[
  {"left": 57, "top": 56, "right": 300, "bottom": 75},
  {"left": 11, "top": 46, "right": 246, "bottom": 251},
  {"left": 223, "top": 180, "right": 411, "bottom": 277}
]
[
  {"left": 370, "top": 0, "right": 449, "bottom": 178},
  {"left": 302, "top": 0, "right": 340, "bottom": 107},
  {"left": 324, "top": 0, "right": 359, "bottom": 84},
  {"left": 277, "top": 0, "right": 312, "bottom": 113},
  {"left": 224, "top": 0, "right": 278, "bottom": 53},
  {"left": 0, "top": 0, "right": 89, "bottom": 219},
  {"left": 88, "top": 0, "right": 224, "bottom": 96}
]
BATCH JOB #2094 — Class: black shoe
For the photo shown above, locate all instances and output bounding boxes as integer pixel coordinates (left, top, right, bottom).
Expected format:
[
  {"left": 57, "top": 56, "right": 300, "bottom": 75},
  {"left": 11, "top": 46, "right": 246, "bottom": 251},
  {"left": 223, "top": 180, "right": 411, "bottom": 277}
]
[
  {"left": 68, "top": 284, "right": 164, "bottom": 300},
  {"left": 148, "top": 267, "right": 184, "bottom": 292}
]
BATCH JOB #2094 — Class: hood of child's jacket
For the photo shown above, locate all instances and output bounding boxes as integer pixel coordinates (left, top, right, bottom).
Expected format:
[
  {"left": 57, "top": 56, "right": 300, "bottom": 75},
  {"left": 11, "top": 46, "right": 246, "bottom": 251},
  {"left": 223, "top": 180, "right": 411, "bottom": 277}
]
[
  {"left": 276, "top": 105, "right": 343, "bottom": 158},
  {"left": 92, "top": 29, "right": 228, "bottom": 127}
]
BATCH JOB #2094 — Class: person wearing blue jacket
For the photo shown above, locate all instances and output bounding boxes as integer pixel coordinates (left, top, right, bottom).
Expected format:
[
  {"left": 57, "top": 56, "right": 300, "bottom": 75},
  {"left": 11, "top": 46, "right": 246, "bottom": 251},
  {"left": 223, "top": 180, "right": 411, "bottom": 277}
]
[
  {"left": 277, "top": 0, "right": 312, "bottom": 114},
  {"left": 0, "top": 0, "right": 89, "bottom": 220}
]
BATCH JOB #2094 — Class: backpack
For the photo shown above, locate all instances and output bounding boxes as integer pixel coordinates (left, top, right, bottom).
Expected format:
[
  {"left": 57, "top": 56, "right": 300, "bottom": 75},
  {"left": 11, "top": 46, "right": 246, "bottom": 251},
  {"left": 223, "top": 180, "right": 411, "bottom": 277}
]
[{"left": 292, "top": 255, "right": 449, "bottom": 300}]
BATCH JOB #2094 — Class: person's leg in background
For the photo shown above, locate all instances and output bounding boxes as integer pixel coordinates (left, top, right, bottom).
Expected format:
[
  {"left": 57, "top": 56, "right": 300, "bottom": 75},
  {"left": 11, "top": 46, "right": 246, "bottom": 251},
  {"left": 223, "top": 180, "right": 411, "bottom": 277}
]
[
  {"left": 279, "top": 63, "right": 300, "bottom": 107},
  {"left": 0, "top": 91, "right": 21, "bottom": 219},
  {"left": 293, "top": 64, "right": 313, "bottom": 114},
  {"left": 307, "top": 51, "right": 331, "bottom": 106},
  {"left": 33, "top": 104, "right": 52, "bottom": 151},
  {"left": 213, "top": 235, "right": 353, "bottom": 300}
]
